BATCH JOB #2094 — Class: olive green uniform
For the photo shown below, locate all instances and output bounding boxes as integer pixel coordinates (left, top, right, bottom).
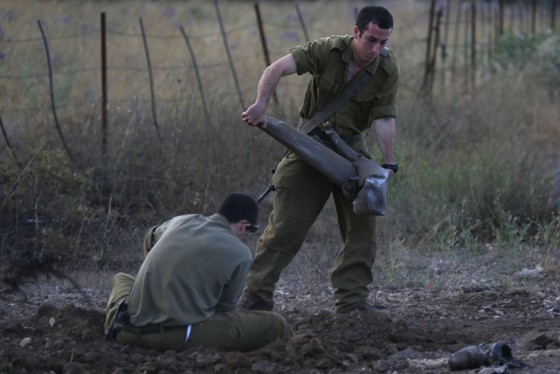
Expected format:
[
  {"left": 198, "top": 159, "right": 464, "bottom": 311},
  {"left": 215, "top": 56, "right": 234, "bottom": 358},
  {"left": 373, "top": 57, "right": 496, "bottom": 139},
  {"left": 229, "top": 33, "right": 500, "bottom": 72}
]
[
  {"left": 105, "top": 214, "right": 292, "bottom": 351},
  {"left": 246, "top": 35, "right": 399, "bottom": 312}
]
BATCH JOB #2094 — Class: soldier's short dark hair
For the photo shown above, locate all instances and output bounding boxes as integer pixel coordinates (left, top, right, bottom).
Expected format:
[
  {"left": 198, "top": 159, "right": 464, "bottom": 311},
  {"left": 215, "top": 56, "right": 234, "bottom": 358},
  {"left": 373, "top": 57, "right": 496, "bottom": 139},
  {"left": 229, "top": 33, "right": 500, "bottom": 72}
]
[
  {"left": 218, "top": 192, "right": 259, "bottom": 226},
  {"left": 356, "top": 6, "right": 393, "bottom": 36}
]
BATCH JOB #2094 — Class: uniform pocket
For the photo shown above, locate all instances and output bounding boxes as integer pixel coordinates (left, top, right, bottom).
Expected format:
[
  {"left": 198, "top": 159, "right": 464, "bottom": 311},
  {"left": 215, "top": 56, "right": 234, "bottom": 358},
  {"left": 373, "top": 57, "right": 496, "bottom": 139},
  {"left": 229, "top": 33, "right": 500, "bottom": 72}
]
[
  {"left": 317, "top": 75, "right": 340, "bottom": 94},
  {"left": 352, "top": 87, "right": 377, "bottom": 102}
]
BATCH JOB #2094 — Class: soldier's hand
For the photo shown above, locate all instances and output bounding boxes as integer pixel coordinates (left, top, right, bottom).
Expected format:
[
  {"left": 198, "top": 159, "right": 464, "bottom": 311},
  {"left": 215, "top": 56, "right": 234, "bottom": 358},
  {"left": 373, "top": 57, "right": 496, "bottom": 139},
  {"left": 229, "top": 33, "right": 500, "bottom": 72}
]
[{"left": 241, "top": 103, "right": 267, "bottom": 128}]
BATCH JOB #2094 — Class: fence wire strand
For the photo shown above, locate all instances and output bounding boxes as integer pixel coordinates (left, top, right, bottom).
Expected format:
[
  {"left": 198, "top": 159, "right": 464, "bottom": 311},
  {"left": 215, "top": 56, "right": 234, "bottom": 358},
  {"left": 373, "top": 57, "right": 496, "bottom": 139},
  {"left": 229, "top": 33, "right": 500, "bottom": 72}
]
[{"left": 0, "top": 1, "right": 556, "bottom": 117}]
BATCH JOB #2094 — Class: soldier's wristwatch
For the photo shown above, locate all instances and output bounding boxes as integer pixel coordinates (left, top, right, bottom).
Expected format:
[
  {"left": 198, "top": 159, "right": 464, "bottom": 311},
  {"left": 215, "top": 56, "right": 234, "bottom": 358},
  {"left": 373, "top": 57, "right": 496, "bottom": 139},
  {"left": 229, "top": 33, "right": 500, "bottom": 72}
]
[{"left": 382, "top": 163, "right": 399, "bottom": 174}]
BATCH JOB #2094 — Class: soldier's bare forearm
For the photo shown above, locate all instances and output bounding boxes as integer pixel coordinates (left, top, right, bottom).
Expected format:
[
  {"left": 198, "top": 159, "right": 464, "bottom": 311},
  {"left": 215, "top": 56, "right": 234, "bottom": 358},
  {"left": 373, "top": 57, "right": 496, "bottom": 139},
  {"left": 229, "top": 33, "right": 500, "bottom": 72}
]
[
  {"left": 242, "top": 54, "right": 298, "bottom": 126},
  {"left": 374, "top": 117, "right": 396, "bottom": 164}
]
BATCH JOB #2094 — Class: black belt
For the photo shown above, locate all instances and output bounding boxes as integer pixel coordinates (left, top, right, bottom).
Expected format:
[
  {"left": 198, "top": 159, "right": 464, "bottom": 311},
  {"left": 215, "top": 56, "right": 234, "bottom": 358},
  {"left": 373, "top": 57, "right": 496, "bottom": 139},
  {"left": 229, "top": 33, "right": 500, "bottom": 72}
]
[
  {"left": 119, "top": 324, "right": 185, "bottom": 335},
  {"left": 308, "top": 127, "right": 364, "bottom": 147},
  {"left": 308, "top": 127, "right": 363, "bottom": 143}
]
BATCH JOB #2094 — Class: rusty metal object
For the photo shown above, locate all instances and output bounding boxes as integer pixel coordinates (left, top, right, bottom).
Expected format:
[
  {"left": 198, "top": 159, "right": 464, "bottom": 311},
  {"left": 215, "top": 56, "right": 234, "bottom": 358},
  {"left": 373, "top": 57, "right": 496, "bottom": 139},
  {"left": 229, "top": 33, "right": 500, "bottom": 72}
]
[{"left": 260, "top": 117, "right": 389, "bottom": 216}]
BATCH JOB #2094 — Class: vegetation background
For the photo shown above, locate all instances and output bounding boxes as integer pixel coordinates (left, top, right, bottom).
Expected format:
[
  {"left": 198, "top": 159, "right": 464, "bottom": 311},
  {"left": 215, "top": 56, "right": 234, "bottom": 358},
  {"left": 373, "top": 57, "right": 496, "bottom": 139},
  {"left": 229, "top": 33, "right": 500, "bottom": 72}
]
[{"left": 0, "top": 0, "right": 558, "bottom": 290}]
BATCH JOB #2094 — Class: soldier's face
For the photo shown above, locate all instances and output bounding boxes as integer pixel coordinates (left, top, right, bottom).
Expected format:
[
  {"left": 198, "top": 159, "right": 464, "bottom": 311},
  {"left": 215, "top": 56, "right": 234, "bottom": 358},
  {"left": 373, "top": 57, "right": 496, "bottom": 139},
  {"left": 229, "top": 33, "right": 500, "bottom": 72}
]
[{"left": 353, "top": 22, "right": 391, "bottom": 65}]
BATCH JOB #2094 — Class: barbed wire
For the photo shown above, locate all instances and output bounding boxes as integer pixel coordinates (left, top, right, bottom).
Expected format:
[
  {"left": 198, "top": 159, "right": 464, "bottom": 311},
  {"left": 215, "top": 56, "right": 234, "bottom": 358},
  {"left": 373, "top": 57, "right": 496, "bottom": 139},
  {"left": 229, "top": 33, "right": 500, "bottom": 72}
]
[
  {"left": 0, "top": 1, "right": 556, "bottom": 118},
  {"left": 3, "top": 30, "right": 99, "bottom": 43},
  {"left": 1, "top": 21, "right": 258, "bottom": 44}
]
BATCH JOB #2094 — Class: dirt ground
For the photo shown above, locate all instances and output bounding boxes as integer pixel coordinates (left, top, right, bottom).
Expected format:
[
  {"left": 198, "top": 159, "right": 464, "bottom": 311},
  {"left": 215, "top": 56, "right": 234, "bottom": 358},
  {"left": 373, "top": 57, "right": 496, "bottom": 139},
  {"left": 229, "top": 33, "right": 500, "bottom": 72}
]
[{"left": 1, "top": 265, "right": 560, "bottom": 374}]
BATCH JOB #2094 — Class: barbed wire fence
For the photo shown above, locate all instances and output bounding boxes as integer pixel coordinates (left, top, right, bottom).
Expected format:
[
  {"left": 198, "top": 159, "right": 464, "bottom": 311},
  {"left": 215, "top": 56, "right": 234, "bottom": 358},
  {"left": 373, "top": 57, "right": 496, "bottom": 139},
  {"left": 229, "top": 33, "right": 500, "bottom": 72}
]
[
  {"left": 422, "top": 0, "right": 558, "bottom": 96},
  {"left": 0, "top": 0, "right": 557, "bottom": 168}
]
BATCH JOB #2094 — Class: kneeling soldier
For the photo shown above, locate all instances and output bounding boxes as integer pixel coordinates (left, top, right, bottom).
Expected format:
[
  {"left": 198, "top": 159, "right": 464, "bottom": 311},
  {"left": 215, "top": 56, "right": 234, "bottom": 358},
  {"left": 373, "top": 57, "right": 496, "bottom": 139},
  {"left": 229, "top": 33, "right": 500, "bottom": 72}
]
[{"left": 105, "top": 192, "right": 293, "bottom": 351}]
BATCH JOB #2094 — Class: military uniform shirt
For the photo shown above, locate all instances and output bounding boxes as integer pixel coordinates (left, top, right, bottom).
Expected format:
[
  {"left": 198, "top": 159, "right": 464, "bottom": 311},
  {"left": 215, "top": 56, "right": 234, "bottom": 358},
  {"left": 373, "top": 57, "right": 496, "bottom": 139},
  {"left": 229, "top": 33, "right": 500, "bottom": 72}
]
[
  {"left": 127, "top": 214, "right": 252, "bottom": 327},
  {"left": 290, "top": 35, "right": 399, "bottom": 137}
]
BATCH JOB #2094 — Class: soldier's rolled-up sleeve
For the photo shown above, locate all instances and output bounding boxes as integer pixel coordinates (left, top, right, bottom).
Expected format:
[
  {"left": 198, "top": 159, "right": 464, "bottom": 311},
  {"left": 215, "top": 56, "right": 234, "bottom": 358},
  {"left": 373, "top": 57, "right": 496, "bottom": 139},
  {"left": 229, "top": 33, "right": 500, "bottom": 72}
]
[
  {"left": 371, "top": 54, "right": 399, "bottom": 120},
  {"left": 142, "top": 220, "right": 173, "bottom": 256}
]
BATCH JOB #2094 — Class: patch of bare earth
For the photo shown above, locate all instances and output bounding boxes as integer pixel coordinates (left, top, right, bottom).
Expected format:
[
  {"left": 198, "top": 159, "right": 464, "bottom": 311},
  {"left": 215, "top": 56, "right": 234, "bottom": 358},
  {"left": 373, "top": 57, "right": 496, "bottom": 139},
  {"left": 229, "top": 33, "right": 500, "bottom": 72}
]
[{"left": 1, "top": 270, "right": 559, "bottom": 373}]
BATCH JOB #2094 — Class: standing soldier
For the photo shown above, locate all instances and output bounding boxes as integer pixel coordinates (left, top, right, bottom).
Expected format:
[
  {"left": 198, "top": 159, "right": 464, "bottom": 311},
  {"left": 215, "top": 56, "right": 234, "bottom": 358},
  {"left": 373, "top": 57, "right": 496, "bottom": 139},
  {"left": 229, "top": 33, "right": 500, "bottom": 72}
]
[{"left": 241, "top": 6, "right": 399, "bottom": 314}]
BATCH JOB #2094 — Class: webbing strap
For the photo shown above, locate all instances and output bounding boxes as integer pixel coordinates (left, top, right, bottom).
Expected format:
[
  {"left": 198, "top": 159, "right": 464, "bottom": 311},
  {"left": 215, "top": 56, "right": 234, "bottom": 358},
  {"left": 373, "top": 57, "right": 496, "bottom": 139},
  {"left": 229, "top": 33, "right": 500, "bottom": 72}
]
[
  {"left": 299, "top": 70, "right": 372, "bottom": 135},
  {"left": 299, "top": 47, "right": 388, "bottom": 135}
]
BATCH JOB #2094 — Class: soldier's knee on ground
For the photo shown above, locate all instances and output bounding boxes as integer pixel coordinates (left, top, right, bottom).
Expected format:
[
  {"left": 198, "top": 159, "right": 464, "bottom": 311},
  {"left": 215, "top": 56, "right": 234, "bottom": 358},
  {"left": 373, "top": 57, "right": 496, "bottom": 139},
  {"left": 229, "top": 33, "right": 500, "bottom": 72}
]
[
  {"left": 273, "top": 313, "right": 294, "bottom": 338},
  {"left": 105, "top": 273, "right": 135, "bottom": 330}
]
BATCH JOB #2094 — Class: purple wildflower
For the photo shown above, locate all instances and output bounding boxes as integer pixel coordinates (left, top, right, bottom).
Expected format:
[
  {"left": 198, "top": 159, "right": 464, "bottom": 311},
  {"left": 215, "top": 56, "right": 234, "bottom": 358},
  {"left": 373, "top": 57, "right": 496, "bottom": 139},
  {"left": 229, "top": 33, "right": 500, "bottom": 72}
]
[
  {"left": 163, "top": 7, "right": 176, "bottom": 18},
  {"left": 281, "top": 31, "right": 300, "bottom": 43}
]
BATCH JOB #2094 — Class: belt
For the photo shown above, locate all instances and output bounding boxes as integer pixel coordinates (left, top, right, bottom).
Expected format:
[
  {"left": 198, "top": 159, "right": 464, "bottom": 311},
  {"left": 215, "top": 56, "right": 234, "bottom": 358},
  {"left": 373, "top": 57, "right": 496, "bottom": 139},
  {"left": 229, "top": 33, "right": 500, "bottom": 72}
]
[
  {"left": 118, "top": 324, "right": 186, "bottom": 335},
  {"left": 308, "top": 127, "right": 364, "bottom": 145}
]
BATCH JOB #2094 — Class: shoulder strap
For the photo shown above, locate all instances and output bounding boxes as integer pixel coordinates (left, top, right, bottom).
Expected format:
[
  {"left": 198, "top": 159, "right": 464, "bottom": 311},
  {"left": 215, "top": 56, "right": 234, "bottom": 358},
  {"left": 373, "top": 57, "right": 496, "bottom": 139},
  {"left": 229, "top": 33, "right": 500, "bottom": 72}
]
[{"left": 299, "top": 47, "right": 387, "bottom": 135}]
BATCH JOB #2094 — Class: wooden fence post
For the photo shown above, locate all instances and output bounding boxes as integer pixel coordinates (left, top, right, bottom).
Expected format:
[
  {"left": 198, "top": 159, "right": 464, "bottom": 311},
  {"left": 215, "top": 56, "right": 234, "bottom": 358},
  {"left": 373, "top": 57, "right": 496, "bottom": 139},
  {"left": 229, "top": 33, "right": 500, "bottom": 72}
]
[
  {"left": 422, "top": 0, "right": 436, "bottom": 93},
  {"left": 440, "top": 0, "right": 451, "bottom": 92},
  {"left": 427, "top": 6, "right": 444, "bottom": 94},
  {"left": 254, "top": 3, "right": 277, "bottom": 105},
  {"left": 531, "top": 0, "right": 537, "bottom": 34},
  {"left": 510, "top": 2, "right": 516, "bottom": 34},
  {"left": 499, "top": 0, "right": 504, "bottom": 35},
  {"left": 470, "top": 0, "right": 476, "bottom": 88},
  {"left": 179, "top": 25, "right": 212, "bottom": 128},
  {"left": 521, "top": 2, "right": 525, "bottom": 34},
  {"left": 487, "top": 0, "right": 494, "bottom": 64},
  {"left": 552, "top": 0, "right": 557, "bottom": 31},
  {"left": 479, "top": 3, "right": 490, "bottom": 66},
  {"left": 0, "top": 113, "right": 22, "bottom": 169},
  {"left": 294, "top": 3, "right": 310, "bottom": 42},
  {"left": 139, "top": 17, "right": 162, "bottom": 141},
  {"left": 556, "top": 156, "right": 560, "bottom": 211},
  {"left": 101, "top": 12, "right": 108, "bottom": 161},
  {"left": 451, "top": 0, "right": 464, "bottom": 84},
  {"left": 37, "top": 19, "right": 75, "bottom": 164},
  {"left": 463, "top": 5, "right": 470, "bottom": 91},
  {"left": 214, "top": 0, "right": 245, "bottom": 110},
  {"left": 480, "top": 0, "right": 486, "bottom": 68}
]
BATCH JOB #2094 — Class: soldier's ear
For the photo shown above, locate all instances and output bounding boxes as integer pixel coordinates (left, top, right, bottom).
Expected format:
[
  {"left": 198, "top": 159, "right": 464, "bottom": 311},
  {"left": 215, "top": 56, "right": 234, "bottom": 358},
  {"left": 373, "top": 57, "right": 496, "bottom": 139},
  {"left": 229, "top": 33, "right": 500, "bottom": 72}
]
[{"left": 143, "top": 225, "right": 158, "bottom": 257}]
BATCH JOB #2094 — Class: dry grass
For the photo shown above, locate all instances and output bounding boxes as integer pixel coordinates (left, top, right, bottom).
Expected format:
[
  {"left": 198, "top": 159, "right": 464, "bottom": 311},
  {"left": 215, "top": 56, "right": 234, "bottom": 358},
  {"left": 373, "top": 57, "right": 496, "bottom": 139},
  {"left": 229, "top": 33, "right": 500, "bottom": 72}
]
[{"left": 0, "top": 0, "right": 558, "bottom": 285}]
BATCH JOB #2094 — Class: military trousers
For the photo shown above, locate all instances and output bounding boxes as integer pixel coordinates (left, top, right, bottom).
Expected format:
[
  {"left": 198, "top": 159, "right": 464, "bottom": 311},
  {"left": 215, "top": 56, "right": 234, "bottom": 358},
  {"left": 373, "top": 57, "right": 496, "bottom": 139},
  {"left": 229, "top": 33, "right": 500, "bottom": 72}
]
[
  {"left": 105, "top": 273, "right": 293, "bottom": 352},
  {"left": 246, "top": 151, "right": 377, "bottom": 312}
]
